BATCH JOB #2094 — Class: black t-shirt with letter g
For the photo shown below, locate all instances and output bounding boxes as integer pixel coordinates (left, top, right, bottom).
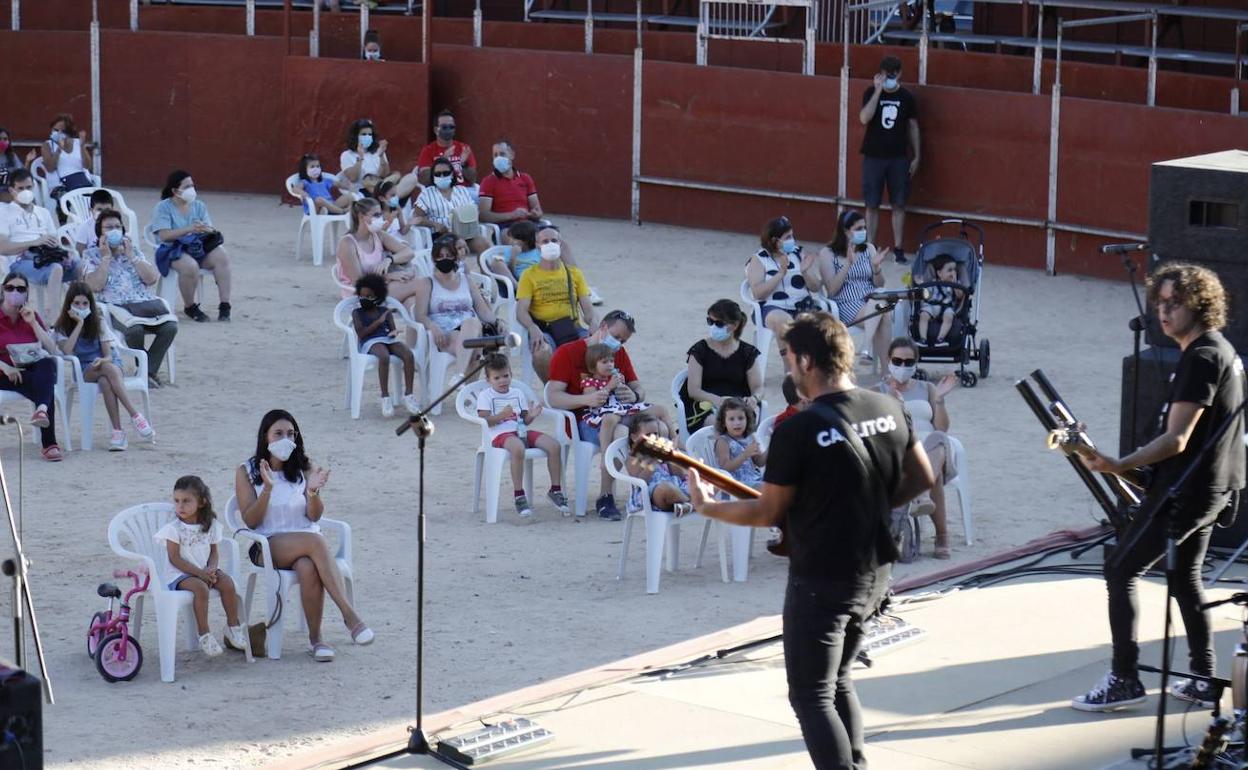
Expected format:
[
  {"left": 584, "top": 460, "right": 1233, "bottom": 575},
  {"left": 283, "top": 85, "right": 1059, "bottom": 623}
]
[
  {"left": 860, "top": 86, "right": 918, "bottom": 159},
  {"left": 764, "top": 389, "right": 915, "bottom": 582},
  {"left": 1152, "top": 330, "right": 1246, "bottom": 499}
]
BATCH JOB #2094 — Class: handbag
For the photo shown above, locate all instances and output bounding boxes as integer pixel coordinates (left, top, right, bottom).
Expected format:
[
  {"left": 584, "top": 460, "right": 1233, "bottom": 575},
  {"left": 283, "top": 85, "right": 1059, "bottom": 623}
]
[
  {"left": 30, "top": 244, "right": 69, "bottom": 269},
  {"left": 450, "top": 204, "right": 482, "bottom": 239}
]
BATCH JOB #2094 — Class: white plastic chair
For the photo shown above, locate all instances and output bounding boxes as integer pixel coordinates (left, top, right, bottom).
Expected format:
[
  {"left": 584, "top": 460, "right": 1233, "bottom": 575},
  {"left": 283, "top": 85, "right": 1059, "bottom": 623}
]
[
  {"left": 333, "top": 296, "right": 423, "bottom": 419},
  {"left": 493, "top": 298, "right": 539, "bottom": 386},
  {"left": 406, "top": 225, "right": 433, "bottom": 253},
  {"left": 946, "top": 435, "right": 973, "bottom": 545},
  {"left": 286, "top": 173, "right": 349, "bottom": 267},
  {"left": 144, "top": 223, "right": 210, "bottom": 312},
  {"left": 101, "top": 298, "right": 178, "bottom": 385},
  {"left": 670, "top": 370, "right": 690, "bottom": 442},
  {"left": 223, "top": 496, "right": 354, "bottom": 660},
  {"left": 604, "top": 437, "right": 717, "bottom": 594},
  {"left": 482, "top": 222, "right": 501, "bottom": 246},
  {"left": 543, "top": 380, "right": 602, "bottom": 518},
  {"left": 478, "top": 246, "right": 516, "bottom": 302},
  {"left": 107, "top": 503, "right": 254, "bottom": 682},
  {"left": 61, "top": 316, "right": 151, "bottom": 450},
  {"left": 421, "top": 273, "right": 496, "bottom": 416},
  {"left": 455, "top": 380, "right": 569, "bottom": 523},
  {"left": 59, "top": 186, "right": 139, "bottom": 235},
  {"left": 28, "top": 158, "right": 55, "bottom": 216},
  {"left": 739, "top": 279, "right": 773, "bottom": 381},
  {"left": 0, "top": 356, "right": 72, "bottom": 450},
  {"left": 687, "top": 426, "right": 755, "bottom": 583}
]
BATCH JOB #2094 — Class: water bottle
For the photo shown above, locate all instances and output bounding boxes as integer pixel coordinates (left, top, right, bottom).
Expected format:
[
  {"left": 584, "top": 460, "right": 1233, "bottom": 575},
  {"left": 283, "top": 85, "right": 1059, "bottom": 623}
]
[{"left": 515, "top": 405, "right": 528, "bottom": 440}]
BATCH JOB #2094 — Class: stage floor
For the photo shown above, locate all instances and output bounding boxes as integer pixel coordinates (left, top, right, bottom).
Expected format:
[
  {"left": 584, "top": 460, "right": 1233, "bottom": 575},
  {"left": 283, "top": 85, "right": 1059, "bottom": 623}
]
[{"left": 296, "top": 544, "right": 1248, "bottom": 770}]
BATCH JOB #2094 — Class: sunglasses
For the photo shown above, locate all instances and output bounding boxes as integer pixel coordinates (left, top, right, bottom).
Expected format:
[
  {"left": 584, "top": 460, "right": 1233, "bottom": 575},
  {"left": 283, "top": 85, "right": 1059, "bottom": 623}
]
[
  {"left": 890, "top": 357, "right": 917, "bottom": 367},
  {"left": 3, "top": 285, "right": 28, "bottom": 294},
  {"left": 706, "top": 317, "right": 727, "bottom": 328},
  {"left": 432, "top": 171, "right": 453, "bottom": 178}
]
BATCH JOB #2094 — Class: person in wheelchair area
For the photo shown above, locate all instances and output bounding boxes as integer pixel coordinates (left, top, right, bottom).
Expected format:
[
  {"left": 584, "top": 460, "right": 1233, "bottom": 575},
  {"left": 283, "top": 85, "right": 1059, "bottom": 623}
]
[{"left": 918, "top": 255, "right": 965, "bottom": 346}]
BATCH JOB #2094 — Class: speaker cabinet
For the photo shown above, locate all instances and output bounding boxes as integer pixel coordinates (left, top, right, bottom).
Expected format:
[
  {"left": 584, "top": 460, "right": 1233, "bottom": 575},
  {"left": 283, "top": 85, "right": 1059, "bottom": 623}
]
[
  {"left": 0, "top": 661, "right": 41, "bottom": 770},
  {"left": 1147, "top": 150, "right": 1248, "bottom": 351}
]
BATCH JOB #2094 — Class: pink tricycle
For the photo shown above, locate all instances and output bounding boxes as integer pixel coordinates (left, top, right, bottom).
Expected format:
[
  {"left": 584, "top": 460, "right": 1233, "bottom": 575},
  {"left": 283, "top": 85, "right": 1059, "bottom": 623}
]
[{"left": 86, "top": 569, "right": 149, "bottom": 682}]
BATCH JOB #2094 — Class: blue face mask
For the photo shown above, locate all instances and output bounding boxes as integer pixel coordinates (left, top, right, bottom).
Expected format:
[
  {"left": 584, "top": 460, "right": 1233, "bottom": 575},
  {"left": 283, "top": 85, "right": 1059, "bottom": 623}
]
[
  {"left": 388, "top": 196, "right": 400, "bottom": 208},
  {"left": 493, "top": 155, "right": 512, "bottom": 174},
  {"left": 105, "top": 229, "right": 124, "bottom": 247},
  {"left": 359, "top": 134, "right": 374, "bottom": 150},
  {"left": 780, "top": 238, "right": 798, "bottom": 255},
  {"left": 884, "top": 77, "right": 899, "bottom": 90},
  {"left": 708, "top": 323, "right": 732, "bottom": 343},
  {"left": 602, "top": 332, "right": 622, "bottom": 352},
  {"left": 851, "top": 230, "right": 868, "bottom": 246}
]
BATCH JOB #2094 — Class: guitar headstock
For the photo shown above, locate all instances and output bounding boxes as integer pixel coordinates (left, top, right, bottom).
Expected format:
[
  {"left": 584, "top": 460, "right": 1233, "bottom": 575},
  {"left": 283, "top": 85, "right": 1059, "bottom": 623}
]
[{"left": 1045, "top": 420, "right": 1091, "bottom": 456}]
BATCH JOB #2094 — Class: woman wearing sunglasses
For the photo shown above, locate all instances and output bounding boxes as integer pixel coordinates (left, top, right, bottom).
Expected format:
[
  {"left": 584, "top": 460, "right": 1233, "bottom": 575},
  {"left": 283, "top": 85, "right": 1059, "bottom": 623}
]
[
  {"left": 413, "top": 157, "right": 491, "bottom": 255},
  {"left": 877, "top": 336, "right": 959, "bottom": 558},
  {"left": 679, "top": 299, "right": 764, "bottom": 433},
  {"left": 0, "top": 272, "right": 63, "bottom": 460}
]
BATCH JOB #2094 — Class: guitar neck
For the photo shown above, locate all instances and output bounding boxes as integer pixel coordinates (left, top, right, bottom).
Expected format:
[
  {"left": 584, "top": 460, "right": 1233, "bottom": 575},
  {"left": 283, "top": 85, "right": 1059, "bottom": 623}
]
[{"left": 662, "top": 448, "right": 761, "bottom": 500}]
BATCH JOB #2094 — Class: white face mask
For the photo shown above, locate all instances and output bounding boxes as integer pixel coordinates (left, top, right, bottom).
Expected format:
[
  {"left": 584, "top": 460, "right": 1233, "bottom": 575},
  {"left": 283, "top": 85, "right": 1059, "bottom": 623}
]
[
  {"left": 364, "top": 50, "right": 381, "bottom": 61},
  {"left": 179, "top": 186, "right": 197, "bottom": 203},
  {"left": 268, "top": 437, "right": 297, "bottom": 462},
  {"left": 307, "top": 166, "right": 322, "bottom": 179},
  {"left": 367, "top": 215, "right": 386, "bottom": 233},
  {"left": 888, "top": 363, "right": 917, "bottom": 383},
  {"left": 13, "top": 189, "right": 34, "bottom": 206},
  {"left": 70, "top": 306, "right": 91, "bottom": 321},
  {"left": 539, "top": 242, "right": 561, "bottom": 261}
]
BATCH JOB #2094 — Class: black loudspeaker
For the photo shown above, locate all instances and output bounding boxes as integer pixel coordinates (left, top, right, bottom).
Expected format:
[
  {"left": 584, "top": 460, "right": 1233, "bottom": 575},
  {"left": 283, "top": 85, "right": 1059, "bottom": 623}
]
[
  {"left": 1147, "top": 150, "right": 1248, "bottom": 352},
  {"left": 0, "top": 661, "right": 42, "bottom": 770}
]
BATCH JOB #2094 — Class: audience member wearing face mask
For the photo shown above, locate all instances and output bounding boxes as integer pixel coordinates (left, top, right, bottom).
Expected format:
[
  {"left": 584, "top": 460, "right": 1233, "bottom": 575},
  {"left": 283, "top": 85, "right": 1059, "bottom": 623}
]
[
  {"left": 234, "top": 409, "right": 373, "bottom": 663},
  {"left": 40, "top": 112, "right": 95, "bottom": 194},
  {"left": 876, "top": 336, "right": 960, "bottom": 559},
  {"left": 819, "top": 208, "right": 892, "bottom": 373},
  {"left": 294, "top": 153, "right": 355, "bottom": 216},
  {"left": 152, "top": 169, "right": 234, "bottom": 322},
  {"left": 339, "top": 119, "right": 397, "bottom": 191},
  {"left": 0, "top": 271, "right": 63, "bottom": 460},
  {"left": 680, "top": 299, "right": 764, "bottom": 433},
  {"left": 0, "top": 127, "right": 27, "bottom": 203},
  {"left": 747, "top": 215, "right": 824, "bottom": 373},
  {"left": 413, "top": 157, "right": 491, "bottom": 254},
  {"left": 0, "top": 169, "right": 78, "bottom": 318},
  {"left": 81, "top": 209, "right": 180, "bottom": 388},
  {"left": 362, "top": 30, "right": 384, "bottom": 62},
  {"left": 411, "top": 237, "right": 501, "bottom": 383},
  {"left": 416, "top": 110, "right": 478, "bottom": 188},
  {"left": 514, "top": 225, "right": 597, "bottom": 381},
  {"left": 335, "top": 198, "right": 420, "bottom": 304}
]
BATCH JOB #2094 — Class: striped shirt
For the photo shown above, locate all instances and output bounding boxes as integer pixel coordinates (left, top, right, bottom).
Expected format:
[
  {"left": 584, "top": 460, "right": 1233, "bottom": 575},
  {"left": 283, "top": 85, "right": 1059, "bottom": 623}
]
[
  {"left": 828, "top": 250, "right": 876, "bottom": 324},
  {"left": 415, "top": 185, "right": 475, "bottom": 230}
]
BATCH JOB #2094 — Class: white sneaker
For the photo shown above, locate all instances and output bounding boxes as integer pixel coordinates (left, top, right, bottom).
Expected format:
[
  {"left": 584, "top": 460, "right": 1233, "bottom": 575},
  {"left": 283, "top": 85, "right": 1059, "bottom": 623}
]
[
  {"left": 589, "top": 287, "right": 604, "bottom": 306},
  {"left": 224, "top": 625, "right": 248, "bottom": 651},
  {"left": 403, "top": 394, "right": 421, "bottom": 414},
  {"left": 199, "top": 632, "right": 223, "bottom": 658},
  {"left": 108, "top": 429, "right": 128, "bottom": 452},
  {"left": 380, "top": 396, "right": 395, "bottom": 417},
  {"left": 131, "top": 412, "right": 155, "bottom": 439}
]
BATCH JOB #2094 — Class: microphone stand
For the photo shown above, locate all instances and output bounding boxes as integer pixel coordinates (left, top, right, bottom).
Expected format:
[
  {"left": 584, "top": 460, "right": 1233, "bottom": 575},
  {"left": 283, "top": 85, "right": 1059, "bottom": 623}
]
[
  {"left": 1120, "top": 251, "right": 1150, "bottom": 452},
  {"left": 395, "top": 344, "right": 505, "bottom": 767}
]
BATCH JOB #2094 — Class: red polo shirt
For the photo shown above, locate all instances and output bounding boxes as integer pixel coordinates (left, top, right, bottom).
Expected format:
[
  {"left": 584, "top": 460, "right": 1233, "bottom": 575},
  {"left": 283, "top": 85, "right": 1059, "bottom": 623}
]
[
  {"left": 479, "top": 170, "right": 538, "bottom": 215},
  {"left": 416, "top": 140, "right": 476, "bottom": 185}
]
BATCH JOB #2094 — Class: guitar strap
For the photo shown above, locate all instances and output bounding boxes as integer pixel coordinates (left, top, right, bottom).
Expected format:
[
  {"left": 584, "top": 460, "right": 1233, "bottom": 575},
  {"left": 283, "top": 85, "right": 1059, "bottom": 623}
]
[{"left": 806, "top": 399, "right": 901, "bottom": 565}]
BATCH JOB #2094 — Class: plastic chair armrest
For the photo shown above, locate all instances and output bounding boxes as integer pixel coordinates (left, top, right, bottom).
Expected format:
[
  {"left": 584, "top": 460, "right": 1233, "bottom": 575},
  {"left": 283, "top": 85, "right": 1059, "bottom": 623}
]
[
  {"left": 319, "top": 518, "right": 353, "bottom": 565},
  {"left": 231, "top": 528, "right": 274, "bottom": 575}
]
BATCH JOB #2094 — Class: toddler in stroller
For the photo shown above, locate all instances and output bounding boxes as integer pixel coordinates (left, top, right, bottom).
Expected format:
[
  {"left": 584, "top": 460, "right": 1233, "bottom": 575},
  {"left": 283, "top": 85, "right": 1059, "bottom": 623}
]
[
  {"left": 905, "top": 219, "right": 989, "bottom": 387},
  {"left": 918, "top": 255, "right": 965, "bottom": 345}
]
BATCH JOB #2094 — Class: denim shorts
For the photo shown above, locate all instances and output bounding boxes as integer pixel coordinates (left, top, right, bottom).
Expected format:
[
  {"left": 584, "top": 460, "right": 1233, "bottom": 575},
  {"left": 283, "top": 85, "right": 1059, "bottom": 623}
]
[{"left": 11, "top": 255, "right": 79, "bottom": 285}]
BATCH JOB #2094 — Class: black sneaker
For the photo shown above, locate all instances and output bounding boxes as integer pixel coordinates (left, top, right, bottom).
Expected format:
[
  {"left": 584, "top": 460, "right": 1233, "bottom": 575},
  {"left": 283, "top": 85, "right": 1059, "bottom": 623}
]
[
  {"left": 1170, "top": 677, "right": 1222, "bottom": 709},
  {"left": 218, "top": 302, "right": 232, "bottom": 322},
  {"left": 596, "top": 494, "right": 621, "bottom": 521},
  {"left": 893, "top": 247, "right": 909, "bottom": 265},
  {"left": 186, "top": 303, "right": 210, "bottom": 323},
  {"left": 1071, "top": 671, "right": 1147, "bottom": 712}
]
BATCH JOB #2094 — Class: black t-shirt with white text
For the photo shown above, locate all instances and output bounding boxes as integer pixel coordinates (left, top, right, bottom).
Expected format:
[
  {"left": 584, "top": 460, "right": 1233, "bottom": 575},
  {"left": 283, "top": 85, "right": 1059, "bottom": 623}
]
[
  {"left": 764, "top": 389, "right": 914, "bottom": 581},
  {"left": 1152, "top": 330, "right": 1246, "bottom": 499},
  {"left": 860, "top": 86, "right": 919, "bottom": 159}
]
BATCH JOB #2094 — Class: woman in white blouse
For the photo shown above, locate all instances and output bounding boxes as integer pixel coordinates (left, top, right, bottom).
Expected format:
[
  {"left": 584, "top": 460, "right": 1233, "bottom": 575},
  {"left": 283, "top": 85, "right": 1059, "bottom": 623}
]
[
  {"left": 413, "top": 157, "right": 492, "bottom": 254},
  {"left": 40, "top": 113, "right": 95, "bottom": 192},
  {"left": 234, "top": 409, "right": 373, "bottom": 662}
]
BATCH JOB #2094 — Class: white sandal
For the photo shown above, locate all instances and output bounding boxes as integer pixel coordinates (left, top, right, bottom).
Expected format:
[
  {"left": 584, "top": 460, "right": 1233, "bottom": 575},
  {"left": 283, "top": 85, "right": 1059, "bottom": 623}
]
[{"left": 309, "top": 641, "right": 335, "bottom": 662}]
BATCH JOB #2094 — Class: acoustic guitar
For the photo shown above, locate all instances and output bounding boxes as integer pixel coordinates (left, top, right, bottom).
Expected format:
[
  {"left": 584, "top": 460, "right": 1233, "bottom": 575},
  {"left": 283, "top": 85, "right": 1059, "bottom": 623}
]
[{"left": 630, "top": 435, "right": 788, "bottom": 555}]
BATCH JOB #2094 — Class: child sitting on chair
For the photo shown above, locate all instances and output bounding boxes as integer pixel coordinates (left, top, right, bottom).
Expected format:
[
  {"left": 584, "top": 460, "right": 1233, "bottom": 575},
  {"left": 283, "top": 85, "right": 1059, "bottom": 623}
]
[
  {"left": 154, "top": 475, "right": 246, "bottom": 657},
  {"left": 918, "top": 255, "right": 965, "bottom": 345},
  {"left": 476, "top": 353, "right": 569, "bottom": 518},
  {"left": 625, "top": 415, "right": 693, "bottom": 517},
  {"left": 713, "top": 397, "right": 766, "bottom": 490},
  {"left": 579, "top": 343, "right": 651, "bottom": 441},
  {"left": 352, "top": 273, "right": 419, "bottom": 417}
]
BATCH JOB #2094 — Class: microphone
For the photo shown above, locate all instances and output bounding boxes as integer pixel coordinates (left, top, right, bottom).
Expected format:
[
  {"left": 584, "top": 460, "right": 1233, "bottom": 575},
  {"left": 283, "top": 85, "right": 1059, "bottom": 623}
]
[
  {"left": 1100, "top": 242, "right": 1148, "bottom": 254},
  {"left": 866, "top": 287, "right": 924, "bottom": 301},
  {"left": 461, "top": 333, "right": 522, "bottom": 350}
]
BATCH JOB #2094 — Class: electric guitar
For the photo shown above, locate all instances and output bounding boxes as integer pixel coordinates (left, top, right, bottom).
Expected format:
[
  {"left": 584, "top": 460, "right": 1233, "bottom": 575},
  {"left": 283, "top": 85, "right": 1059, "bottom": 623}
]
[
  {"left": 630, "top": 435, "right": 787, "bottom": 555},
  {"left": 1046, "top": 421, "right": 1150, "bottom": 491}
]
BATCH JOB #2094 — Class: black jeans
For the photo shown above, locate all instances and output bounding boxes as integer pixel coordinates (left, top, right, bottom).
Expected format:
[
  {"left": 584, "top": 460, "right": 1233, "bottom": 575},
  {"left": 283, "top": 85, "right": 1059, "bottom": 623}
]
[
  {"left": 1106, "top": 488, "right": 1230, "bottom": 679},
  {"left": 784, "top": 565, "right": 891, "bottom": 770},
  {"left": 0, "top": 357, "right": 57, "bottom": 448}
]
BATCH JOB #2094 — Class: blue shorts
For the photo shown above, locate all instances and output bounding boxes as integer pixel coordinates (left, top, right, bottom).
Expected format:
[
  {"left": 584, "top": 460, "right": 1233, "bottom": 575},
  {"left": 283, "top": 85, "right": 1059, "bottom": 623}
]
[
  {"left": 168, "top": 574, "right": 192, "bottom": 591},
  {"left": 862, "top": 155, "right": 911, "bottom": 209},
  {"left": 11, "top": 256, "right": 79, "bottom": 285},
  {"left": 577, "top": 420, "right": 601, "bottom": 444}
]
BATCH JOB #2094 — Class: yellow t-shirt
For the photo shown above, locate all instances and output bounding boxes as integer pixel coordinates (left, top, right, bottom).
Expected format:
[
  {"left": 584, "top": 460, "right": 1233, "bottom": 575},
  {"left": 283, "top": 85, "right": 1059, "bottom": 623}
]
[{"left": 517, "top": 264, "right": 590, "bottom": 323}]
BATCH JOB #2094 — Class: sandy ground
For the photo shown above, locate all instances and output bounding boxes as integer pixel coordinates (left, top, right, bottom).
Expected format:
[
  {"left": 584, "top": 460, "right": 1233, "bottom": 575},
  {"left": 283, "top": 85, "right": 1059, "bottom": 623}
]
[{"left": 5, "top": 188, "right": 1137, "bottom": 768}]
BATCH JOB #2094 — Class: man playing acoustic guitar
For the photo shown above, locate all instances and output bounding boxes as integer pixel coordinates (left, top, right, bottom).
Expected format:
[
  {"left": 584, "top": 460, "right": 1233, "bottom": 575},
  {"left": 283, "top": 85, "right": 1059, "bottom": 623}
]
[
  {"left": 1073, "top": 262, "right": 1245, "bottom": 712},
  {"left": 686, "top": 311, "right": 934, "bottom": 770}
]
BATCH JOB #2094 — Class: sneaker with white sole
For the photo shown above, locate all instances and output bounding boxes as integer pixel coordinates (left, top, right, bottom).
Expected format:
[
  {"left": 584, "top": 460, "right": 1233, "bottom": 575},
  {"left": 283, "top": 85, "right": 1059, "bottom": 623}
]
[
  {"left": 589, "top": 287, "right": 604, "bottom": 306},
  {"left": 224, "top": 625, "right": 248, "bottom": 652},
  {"left": 108, "top": 429, "right": 128, "bottom": 452},
  {"left": 515, "top": 494, "right": 533, "bottom": 517},
  {"left": 673, "top": 502, "right": 694, "bottom": 518},
  {"left": 1171, "top": 677, "right": 1222, "bottom": 709},
  {"left": 380, "top": 396, "right": 395, "bottom": 417},
  {"left": 547, "top": 489, "right": 570, "bottom": 515},
  {"left": 403, "top": 394, "right": 421, "bottom": 414},
  {"left": 1071, "top": 671, "right": 1146, "bottom": 712},
  {"left": 131, "top": 413, "right": 155, "bottom": 439},
  {"left": 199, "top": 632, "right": 224, "bottom": 658}
]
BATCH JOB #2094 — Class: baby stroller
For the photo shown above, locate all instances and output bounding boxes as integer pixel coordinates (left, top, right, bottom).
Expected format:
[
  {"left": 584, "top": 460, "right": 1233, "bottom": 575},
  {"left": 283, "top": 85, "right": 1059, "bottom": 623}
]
[{"left": 905, "top": 219, "right": 989, "bottom": 387}]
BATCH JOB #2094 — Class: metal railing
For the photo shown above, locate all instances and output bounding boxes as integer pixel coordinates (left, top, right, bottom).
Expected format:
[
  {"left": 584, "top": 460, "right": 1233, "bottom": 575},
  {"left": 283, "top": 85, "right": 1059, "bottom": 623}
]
[{"left": 697, "top": 0, "right": 815, "bottom": 74}]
